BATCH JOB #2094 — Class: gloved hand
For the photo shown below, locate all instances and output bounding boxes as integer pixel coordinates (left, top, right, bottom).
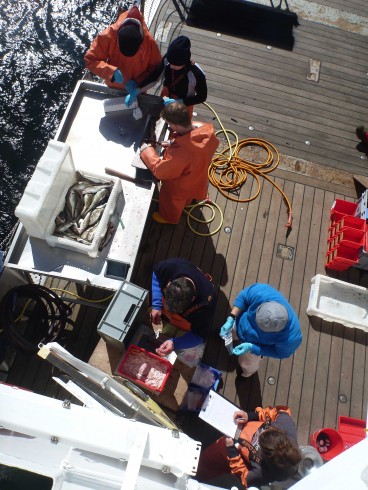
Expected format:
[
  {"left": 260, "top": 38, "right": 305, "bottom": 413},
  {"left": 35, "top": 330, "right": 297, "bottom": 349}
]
[
  {"left": 125, "top": 88, "right": 139, "bottom": 107},
  {"left": 163, "top": 97, "right": 176, "bottom": 106},
  {"left": 233, "top": 343, "right": 253, "bottom": 356},
  {"left": 220, "top": 316, "right": 235, "bottom": 338},
  {"left": 125, "top": 79, "right": 138, "bottom": 93},
  {"left": 112, "top": 69, "right": 124, "bottom": 84}
]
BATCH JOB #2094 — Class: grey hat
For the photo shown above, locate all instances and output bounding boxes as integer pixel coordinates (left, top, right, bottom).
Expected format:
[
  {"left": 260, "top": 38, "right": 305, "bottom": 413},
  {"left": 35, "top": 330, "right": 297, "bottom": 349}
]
[{"left": 255, "top": 301, "right": 288, "bottom": 332}]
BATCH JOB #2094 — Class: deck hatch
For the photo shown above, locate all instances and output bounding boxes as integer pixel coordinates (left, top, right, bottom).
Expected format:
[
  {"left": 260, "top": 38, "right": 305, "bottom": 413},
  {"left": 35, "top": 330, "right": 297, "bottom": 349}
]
[{"left": 276, "top": 244, "right": 294, "bottom": 260}]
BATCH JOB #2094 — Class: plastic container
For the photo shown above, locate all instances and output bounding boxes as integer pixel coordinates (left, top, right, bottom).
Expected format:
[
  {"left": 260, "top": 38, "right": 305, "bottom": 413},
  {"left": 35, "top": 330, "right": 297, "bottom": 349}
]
[
  {"left": 336, "top": 227, "right": 365, "bottom": 250},
  {"left": 307, "top": 274, "right": 368, "bottom": 331},
  {"left": 15, "top": 140, "right": 75, "bottom": 238},
  {"left": 330, "top": 199, "right": 358, "bottom": 223},
  {"left": 116, "top": 345, "right": 173, "bottom": 393},
  {"left": 310, "top": 428, "right": 344, "bottom": 461},
  {"left": 180, "top": 363, "right": 222, "bottom": 412},
  {"left": 190, "top": 363, "right": 221, "bottom": 391},
  {"left": 97, "top": 280, "right": 149, "bottom": 350},
  {"left": 44, "top": 168, "right": 122, "bottom": 258},
  {"left": 180, "top": 384, "right": 209, "bottom": 412},
  {"left": 338, "top": 215, "right": 365, "bottom": 232},
  {"left": 338, "top": 415, "right": 366, "bottom": 449}
]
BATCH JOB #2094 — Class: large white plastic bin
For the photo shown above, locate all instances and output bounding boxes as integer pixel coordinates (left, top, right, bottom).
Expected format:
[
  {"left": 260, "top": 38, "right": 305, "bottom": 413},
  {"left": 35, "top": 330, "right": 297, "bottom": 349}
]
[
  {"left": 307, "top": 274, "right": 368, "bottom": 332},
  {"left": 15, "top": 141, "right": 75, "bottom": 239},
  {"left": 15, "top": 140, "right": 123, "bottom": 258}
]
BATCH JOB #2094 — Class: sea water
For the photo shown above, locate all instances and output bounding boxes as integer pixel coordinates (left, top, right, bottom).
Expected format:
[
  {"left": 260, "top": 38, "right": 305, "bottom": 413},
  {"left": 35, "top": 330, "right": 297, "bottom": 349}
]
[{"left": 0, "top": 0, "right": 124, "bottom": 245}]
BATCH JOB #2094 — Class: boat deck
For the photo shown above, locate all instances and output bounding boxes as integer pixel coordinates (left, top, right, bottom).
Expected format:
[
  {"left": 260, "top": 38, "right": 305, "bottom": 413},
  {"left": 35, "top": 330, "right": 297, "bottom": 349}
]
[{"left": 3, "top": 0, "right": 368, "bottom": 458}]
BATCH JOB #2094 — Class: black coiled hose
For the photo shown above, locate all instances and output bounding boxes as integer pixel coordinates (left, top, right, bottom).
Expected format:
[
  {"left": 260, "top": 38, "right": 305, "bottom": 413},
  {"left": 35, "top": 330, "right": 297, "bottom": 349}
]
[{"left": 0, "top": 284, "right": 76, "bottom": 354}]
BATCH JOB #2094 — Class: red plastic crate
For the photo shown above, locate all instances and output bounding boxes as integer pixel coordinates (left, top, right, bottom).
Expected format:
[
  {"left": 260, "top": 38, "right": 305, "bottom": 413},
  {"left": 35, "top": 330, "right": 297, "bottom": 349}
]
[
  {"left": 325, "top": 258, "right": 349, "bottom": 271},
  {"left": 330, "top": 199, "right": 358, "bottom": 223},
  {"left": 116, "top": 345, "right": 173, "bottom": 394},
  {"left": 338, "top": 216, "right": 365, "bottom": 231},
  {"left": 332, "top": 245, "right": 359, "bottom": 264},
  {"left": 337, "top": 228, "right": 365, "bottom": 250},
  {"left": 338, "top": 416, "right": 366, "bottom": 450},
  {"left": 325, "top": 246, "right": 359, "bottom": 270}
]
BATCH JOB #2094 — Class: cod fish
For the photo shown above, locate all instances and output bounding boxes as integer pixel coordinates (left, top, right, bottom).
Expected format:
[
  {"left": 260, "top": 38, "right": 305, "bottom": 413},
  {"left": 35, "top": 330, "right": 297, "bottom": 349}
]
[{"left": 81, "top": 187, "right": 109, "bottom": 218}]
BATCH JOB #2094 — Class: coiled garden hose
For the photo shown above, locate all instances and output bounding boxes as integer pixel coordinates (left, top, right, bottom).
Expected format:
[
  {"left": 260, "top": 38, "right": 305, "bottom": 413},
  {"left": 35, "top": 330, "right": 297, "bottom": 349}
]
[
  {"left": 0, "top": 284, "right": 77, "bottom": 354},
  {"left": 204, "top": 102, "right": 293, "bottom": 229}
]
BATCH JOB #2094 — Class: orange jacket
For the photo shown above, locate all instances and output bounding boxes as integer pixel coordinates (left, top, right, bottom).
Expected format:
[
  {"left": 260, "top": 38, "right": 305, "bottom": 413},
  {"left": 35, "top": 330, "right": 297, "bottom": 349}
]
[
  {"left": 141, "top": 123, "right": 219, "bottom": 223},
  {"left": 84, "top": 7, "right": 162, "bottom": 89}
]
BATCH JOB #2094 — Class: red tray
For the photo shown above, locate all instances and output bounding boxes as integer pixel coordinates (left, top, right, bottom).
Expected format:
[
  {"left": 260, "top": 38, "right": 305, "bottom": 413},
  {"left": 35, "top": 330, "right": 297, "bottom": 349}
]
[{"left": 116, "top": 345, "right": 173, "bottom": 394}]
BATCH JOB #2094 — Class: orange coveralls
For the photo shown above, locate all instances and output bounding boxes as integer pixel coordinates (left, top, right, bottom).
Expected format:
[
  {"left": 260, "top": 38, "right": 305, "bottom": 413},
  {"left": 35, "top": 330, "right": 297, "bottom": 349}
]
[
  {"left": 84, "top": 7, "right": 162, "bottom": 90},
  {"left": 140, "top": 123, "right": 219, "bottom": 223}
]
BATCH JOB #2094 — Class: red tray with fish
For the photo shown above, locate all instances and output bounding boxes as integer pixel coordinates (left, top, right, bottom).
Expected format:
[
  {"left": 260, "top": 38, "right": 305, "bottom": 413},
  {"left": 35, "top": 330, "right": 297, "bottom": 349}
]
[{"left": 116, "top": 345, "right": 173, "bottom": 394}]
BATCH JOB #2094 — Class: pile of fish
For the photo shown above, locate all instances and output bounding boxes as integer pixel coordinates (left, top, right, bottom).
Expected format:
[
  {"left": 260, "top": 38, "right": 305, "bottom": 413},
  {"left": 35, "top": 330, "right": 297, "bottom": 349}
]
[{"left": 54, "top": 171, "right": 115, "bottom": 250}]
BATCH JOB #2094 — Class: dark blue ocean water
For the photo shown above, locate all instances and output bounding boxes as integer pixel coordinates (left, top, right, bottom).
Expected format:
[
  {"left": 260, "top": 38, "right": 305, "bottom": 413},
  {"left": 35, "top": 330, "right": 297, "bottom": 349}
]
[{"left": 0, "top": 0, "right": 125, "bottom": 246}]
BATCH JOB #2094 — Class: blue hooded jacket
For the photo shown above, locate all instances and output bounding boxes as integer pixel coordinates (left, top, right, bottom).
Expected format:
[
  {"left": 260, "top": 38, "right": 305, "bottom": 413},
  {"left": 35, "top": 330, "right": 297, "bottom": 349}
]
[{"left": 234, "top": 284, "right": 302, "bottom": 359}]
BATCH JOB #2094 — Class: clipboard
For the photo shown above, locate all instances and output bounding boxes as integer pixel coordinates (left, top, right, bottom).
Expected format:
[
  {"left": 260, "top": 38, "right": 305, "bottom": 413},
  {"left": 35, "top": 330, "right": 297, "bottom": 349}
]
[{"left": 198, "top": 390, "right": 241, "bottom": 439}]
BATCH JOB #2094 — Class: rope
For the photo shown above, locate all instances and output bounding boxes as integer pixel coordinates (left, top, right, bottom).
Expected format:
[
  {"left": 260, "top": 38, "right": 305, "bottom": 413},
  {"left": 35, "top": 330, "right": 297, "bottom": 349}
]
[
  {"left": 0, "top": 284, "right": 77, "bottom": 354},
  {"left": 204, "top": 102, "right": 293, "bottom": 229},
  {"left": 50, "top": 288, "right": 114, "bottom": 303},
  {"left": 183, "top": 199, "right": 224, "bottom": 236}
]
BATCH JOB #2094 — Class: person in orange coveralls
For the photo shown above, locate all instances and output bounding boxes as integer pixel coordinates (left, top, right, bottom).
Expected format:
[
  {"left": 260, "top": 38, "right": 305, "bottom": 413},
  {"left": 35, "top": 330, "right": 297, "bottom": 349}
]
[
  {"left": 196, "top": 406, "right": 301, "bottom": 488},
  {"left": 140, "top": 102, "right": 219, "bottom": 224},
  {"left": 84, "top": 6, "right": 161, "bottom": 90}
]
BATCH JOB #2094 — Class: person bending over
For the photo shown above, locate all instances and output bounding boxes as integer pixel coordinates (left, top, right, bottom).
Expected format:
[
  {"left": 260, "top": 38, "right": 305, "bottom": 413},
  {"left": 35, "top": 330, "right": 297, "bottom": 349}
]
[
  {"left": 151, "top": 258, "right": 216, "bottom": 356},
  {"left": 220, "top": 283, "right": 302, "bottom": 377},
  {"left": 140, "top": 102, "right": 219, "bottom": 224},
  {"left": 125, "top": 35, "right": 207, "bottom": 117},
  {"left": 84, "top": 6, "right": 161, "bottom": 91}
]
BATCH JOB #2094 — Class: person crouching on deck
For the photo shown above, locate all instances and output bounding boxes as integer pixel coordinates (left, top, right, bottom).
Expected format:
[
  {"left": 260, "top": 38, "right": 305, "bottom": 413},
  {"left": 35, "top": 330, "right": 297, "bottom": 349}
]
[
  {"left": 151, "top": 258, "right": 217, "bottom": 357},
  {"left": 220, "top": 284, "right": 302, "bottom": 377},
  {"left": 84, "top": 6, "right": 161, "bottom": 91},
  {"left": 140, "top": 102, "right": 219, "bottom": 224},
  {"left": 125, "top": 35, "right": 207, "bottom": 117},
  {"left": 196, "top": 406, "right": 301, "bottom": 488}
]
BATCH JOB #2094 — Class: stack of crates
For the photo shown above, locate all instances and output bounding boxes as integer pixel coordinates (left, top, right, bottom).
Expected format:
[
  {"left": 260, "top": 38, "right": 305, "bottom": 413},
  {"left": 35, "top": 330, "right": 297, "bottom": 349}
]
[{"left": 326, "top": 200, "right": 365, "bottom": 271}]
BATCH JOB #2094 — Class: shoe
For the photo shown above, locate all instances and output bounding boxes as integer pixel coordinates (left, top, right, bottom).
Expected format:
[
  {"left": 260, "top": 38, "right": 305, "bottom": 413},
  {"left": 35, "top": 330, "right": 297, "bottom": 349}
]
[{"left": 152, "top": 212, "right": 176, "bottom": 224}]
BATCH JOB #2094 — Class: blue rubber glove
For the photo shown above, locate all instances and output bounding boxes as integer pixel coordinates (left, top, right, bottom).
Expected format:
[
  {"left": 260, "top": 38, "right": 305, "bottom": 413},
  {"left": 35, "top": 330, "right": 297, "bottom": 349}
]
[
  {"left": 125, "top": 80, "right": 138, "bottom": 93},
  {"left": 125, "top": 89, "right": 139, "bottom": 107},
  {"left": 163, "top": 97, "right": 176, "bottom": 106},
  {"left": 112, "top": 69, "right": 124, "bottom": 84},
  {"left": 233, "top": 343, "right": 253, "bottom": 356},
  {"left": 220, "top": 316, "right": 235, "bottom": 338}
]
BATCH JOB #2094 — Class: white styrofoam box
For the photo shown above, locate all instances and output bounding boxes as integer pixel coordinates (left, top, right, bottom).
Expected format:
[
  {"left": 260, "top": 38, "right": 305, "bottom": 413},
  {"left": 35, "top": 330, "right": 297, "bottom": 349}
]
[
  {"left": 45, "top": 171, "right": 122, "bottom": 258},
  {"left": 15, "top": 141, "right": 75, "bottom": 238},
  {"left": 307, "top": 274, "right": 368, "bottom": 332}
]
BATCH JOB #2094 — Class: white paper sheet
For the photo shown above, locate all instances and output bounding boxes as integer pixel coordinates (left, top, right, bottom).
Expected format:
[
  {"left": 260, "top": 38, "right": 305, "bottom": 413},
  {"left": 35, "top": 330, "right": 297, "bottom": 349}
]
[{"left": 198, "top": 390, "right": 239, "bottom": 438}]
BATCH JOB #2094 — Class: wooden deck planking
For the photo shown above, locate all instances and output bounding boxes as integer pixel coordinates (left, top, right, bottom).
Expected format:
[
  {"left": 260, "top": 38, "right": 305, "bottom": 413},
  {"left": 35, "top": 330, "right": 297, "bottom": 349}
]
[{"left": 152, "top": 5, "right": 368, "bottom": 175}]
